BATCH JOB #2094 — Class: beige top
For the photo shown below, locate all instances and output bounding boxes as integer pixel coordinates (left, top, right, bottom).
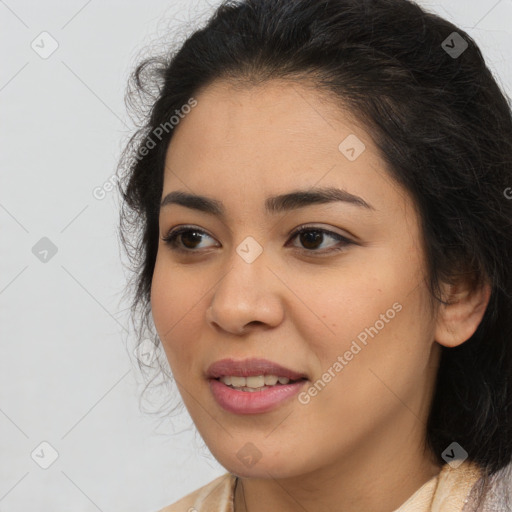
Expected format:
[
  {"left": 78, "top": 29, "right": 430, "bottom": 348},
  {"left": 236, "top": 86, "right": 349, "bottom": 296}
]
[{"left": 157, "top": 460, "right": 483, "bottom": 512}]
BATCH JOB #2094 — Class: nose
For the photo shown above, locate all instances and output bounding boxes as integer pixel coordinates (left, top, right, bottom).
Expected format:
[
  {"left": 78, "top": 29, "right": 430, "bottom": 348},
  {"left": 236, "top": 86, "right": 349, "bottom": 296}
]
[{"left": 206, "top": 249, "right": 285, "bottom": 335}]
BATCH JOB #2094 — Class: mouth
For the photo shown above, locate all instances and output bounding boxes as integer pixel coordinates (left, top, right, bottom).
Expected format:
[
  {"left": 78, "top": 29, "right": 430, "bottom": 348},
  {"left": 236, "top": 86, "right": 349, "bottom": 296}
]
[
  {"left": 206, "top": 358, "right": 309, "bottom": 414},
  {"left": 215, "top": 374, "right": 306, "bottom": 391}
]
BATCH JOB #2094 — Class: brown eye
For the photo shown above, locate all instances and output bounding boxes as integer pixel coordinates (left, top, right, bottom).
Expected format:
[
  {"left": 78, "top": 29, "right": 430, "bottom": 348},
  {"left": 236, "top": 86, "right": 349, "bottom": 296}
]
[
  {"left": 288, "top": 226, "right": 353, "bottom": 255},
  {"left": 298, "top": 230, "right": 324, "bottom": 250},
  {"left": 162, "top": 226, "right": 218, "bottom": 252},
  {"left": 161, "top": 224, "right": 354, "bottom": 256},
  {"left": 180, "top": 230, "right": 204, "bottom": 249}
]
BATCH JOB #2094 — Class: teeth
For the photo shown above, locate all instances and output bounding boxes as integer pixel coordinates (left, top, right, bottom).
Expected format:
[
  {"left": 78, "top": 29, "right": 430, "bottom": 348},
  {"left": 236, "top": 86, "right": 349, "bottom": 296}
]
[
  {"left": 264, "top": 375, "right": 278, "bottom": 386},
  {"left": 246, "top": 376, "right": 265, "bottom": 388},
  {"left": 219, "top": 374, "right": 294, "bottom": 388},
  {"left": 230, "top": 376, "right": 245, "bottom": 387}
]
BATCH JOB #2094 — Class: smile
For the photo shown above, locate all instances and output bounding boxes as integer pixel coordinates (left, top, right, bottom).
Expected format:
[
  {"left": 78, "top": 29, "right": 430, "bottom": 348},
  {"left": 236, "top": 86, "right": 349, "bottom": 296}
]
[{"left": 206, "top": 358, "right": 308, "bottom": 414}]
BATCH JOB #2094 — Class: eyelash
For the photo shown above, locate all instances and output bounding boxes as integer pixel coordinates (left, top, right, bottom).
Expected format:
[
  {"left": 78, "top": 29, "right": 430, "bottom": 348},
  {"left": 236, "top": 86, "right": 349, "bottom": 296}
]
[{"left": 161, "top": 224, "right": 354, "bottom": 256}]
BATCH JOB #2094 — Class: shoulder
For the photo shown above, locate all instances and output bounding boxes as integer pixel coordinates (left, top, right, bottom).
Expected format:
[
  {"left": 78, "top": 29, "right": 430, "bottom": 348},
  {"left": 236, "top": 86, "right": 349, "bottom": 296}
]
[
  {"left": 393, "top": 460, "right": 483, "bottom": 512},
  {"left": 156, "top": 473, "right": 237, "bottom": 512},
  {"left": 432, "top": 460, "right": 485, "bottom": 511},
  {"left": 463, "top": 460, "right": 512, "bottom": 512}
]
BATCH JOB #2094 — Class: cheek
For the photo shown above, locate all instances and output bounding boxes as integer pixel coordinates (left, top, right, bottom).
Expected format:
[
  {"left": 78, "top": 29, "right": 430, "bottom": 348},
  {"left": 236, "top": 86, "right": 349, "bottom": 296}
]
[
  {"left": 295, "top": 247, "right": 433, "bottom": 388},
  {"left": 294, "top": 266, "right": 401, "bottom": 356},
  {"left": 150, "top": 257, "right": 206, "bottom": 373}
]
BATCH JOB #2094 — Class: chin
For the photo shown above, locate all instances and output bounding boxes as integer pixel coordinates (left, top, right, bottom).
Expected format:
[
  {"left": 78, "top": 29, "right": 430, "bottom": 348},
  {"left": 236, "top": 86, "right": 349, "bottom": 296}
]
[{"left": 213, "top": 448, "right": 307, "bottom": 480}]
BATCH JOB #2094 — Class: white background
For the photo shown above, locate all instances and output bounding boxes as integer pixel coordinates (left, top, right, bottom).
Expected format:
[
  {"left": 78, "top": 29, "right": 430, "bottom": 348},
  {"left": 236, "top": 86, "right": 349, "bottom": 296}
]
[{"left": 1, "top": 1, "right": 511, "bottom": 511}]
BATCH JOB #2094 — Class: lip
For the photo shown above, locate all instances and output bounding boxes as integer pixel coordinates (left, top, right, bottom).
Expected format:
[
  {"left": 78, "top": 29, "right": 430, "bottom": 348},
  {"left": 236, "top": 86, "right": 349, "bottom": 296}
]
[
  {"left": 206, "top": 358, "right": 308, "bottom": 414},
  {"left": 206, "top": 358, "right": 308, "bottom": 380}
]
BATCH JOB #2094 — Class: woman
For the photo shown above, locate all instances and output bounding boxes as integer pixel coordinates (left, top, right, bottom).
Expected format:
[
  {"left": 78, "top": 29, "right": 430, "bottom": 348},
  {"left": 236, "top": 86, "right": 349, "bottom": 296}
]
[{"left": 117, "top": 0, "right": 512, "bottom": 510}]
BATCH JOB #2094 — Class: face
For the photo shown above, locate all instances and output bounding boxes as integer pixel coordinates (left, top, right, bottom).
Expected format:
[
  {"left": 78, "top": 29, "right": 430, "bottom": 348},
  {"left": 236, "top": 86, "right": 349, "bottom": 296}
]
[{"left": 150, "top": 79, "right": 442, "bottom": 480}]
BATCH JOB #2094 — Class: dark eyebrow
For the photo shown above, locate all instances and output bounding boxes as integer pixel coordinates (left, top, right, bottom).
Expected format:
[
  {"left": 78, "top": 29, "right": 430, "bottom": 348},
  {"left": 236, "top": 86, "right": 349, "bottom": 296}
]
[{"left": 159, "top": 187, "right": 374, "bottom": 216}]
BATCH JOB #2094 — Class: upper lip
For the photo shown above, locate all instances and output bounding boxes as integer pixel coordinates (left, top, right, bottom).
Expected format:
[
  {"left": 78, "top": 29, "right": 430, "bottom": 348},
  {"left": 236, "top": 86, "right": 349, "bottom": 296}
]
[{"left": 206, "top": 358, "right": 308, "bottom": 380}]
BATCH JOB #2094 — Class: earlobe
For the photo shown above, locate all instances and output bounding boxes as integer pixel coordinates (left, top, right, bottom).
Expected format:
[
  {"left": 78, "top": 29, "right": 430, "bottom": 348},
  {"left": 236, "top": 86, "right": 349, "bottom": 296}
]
[{"left": 434, "top": 278, "right": 491, "bottom": 348}]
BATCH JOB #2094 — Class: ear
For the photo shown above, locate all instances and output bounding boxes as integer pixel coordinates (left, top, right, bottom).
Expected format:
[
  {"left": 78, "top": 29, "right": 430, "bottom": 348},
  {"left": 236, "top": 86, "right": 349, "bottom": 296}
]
[{"left": 434, "top": 276, "right": 491, "bottom": 348}]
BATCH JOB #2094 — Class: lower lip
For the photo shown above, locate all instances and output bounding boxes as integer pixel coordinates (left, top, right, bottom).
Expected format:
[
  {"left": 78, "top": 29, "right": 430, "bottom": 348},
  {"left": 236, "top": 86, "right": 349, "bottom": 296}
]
[{"left": 209, "top": 378, "right": 307, "bottom": 414}]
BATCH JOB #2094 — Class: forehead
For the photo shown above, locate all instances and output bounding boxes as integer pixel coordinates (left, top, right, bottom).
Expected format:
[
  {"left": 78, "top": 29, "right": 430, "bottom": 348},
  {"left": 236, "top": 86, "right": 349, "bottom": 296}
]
[
  {"left": 162, "top": 79, "right": 410, "bottom": 219},
  {"left": 168, "top": 78, "right": 358, "bottom": 155}
]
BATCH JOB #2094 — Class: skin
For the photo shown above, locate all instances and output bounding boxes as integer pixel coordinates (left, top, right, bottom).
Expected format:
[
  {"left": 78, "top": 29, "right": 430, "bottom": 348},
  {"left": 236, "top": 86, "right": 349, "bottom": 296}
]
[{"left": 150, "top": 79, "right": 491, "bottom": 512}]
